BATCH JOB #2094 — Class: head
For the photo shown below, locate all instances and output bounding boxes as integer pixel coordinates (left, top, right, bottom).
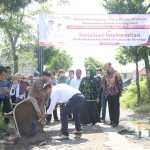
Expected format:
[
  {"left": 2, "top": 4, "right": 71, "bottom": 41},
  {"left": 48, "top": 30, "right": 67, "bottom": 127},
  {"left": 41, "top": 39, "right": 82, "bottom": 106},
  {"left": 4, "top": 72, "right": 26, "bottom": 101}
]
[
  {"left": 68, "top": 69, "right": 74, "bottom": 79},
  {"left": 48, "top": 20, "right": 54, "bottom": 28},
  {"left": 104, "top": 62, "right": 112, "bottom": 72},
  {"left": 0, "top": 66, "right": 7, "bottom": 81},
  {"left": 59, "top": 69, "right": 65, "bottom": 77},
  {"left": 57, "top": 23, "right": 62, "bottom": 30},
  {"left": 76, "top": 69, "right": 82, "bottom": 79},
  {"left": 86, "top": 69, "right": 94, "bottom": 79},
  {"left": 42, "top": 71, "right": 51, "bottom": 81},
  {"left": 34, "top": 70, "right": 40, "bottom": 77},
  {"left": 43, "top": 84, "right": 52, "bottom": 95},
  {"left": 5, "top": 66, "right": 11, "bottom": 75},
  {"left": 50, "top": 71, "right": 55, "bottom": 79},
  {"left": 96, "top": 68, "right": 102, "bottom": 76}
]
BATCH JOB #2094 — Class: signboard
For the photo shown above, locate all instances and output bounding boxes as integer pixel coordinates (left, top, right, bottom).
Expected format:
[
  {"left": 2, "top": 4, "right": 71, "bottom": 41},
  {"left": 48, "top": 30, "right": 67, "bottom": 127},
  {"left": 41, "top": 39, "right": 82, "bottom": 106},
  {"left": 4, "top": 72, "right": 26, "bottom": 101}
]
[{"left": 39, "top": 14, "right": 150, "bottom": 46}]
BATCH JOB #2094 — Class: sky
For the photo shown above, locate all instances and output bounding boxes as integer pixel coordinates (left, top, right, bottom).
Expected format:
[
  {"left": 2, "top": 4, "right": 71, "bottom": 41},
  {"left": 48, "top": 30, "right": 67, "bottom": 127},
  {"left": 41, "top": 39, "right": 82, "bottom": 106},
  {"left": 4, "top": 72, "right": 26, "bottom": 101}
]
[{"left": 52, "top": 0, "right": 136, "bottom": 74}]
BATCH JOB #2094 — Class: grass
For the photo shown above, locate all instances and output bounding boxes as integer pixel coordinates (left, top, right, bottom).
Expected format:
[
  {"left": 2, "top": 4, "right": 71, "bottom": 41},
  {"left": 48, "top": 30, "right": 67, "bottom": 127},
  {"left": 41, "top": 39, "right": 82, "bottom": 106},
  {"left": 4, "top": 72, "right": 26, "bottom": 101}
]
[{"left": 120, "top": 97, "right": 150, "bottom": 114}]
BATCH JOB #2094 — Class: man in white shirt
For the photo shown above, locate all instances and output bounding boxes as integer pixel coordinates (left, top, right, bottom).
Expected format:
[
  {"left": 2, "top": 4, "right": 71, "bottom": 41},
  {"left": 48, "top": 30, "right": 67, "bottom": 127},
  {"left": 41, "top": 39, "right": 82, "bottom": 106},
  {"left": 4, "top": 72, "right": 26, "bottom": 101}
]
[
  {"left": 39, "top": 84, "right": 85, "bottom": 140},
  {"left": 70, "top": 69, "right": 82, "bottom": 89},
  {"left": 69, "top": 69, "right": 82, "bottom": 121}
]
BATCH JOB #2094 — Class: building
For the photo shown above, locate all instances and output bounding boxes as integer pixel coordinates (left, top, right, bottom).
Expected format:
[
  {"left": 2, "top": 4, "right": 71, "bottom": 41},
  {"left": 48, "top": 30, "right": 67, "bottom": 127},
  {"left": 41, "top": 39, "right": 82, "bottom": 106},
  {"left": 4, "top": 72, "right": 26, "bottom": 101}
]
[{"left": 0, "top": 55, "right": 34, "bottom": 75}]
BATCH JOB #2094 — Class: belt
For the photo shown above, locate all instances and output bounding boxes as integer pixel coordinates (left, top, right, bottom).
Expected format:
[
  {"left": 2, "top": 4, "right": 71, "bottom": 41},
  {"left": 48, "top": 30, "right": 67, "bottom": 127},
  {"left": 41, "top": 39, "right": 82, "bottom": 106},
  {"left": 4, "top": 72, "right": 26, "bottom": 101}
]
[{"left": 86, "top": 100, "right": 96, "bottom": 102}]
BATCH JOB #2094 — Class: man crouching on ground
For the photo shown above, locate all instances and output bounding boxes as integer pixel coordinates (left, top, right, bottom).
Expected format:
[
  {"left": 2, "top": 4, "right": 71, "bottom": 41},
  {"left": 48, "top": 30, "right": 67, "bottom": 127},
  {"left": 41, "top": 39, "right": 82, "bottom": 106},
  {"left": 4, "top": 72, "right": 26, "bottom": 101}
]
[{"left": 39, "top": 83, "right": 85, "bottom": 140}]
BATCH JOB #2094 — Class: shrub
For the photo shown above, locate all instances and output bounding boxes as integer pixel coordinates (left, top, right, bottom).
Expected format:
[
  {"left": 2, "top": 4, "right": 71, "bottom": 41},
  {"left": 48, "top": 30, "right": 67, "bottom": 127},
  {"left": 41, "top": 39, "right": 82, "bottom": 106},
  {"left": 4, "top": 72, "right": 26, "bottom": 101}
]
[{"left": 121, "top": 78, "right": 148, "bottom": 109}]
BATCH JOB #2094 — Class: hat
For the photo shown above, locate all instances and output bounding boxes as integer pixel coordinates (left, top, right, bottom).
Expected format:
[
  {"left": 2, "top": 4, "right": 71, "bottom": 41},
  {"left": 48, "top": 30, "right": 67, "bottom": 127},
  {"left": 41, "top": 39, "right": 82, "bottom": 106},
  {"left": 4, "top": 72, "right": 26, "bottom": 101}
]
[
  {"left": 34, "top": 70, "right": 40, "bottom": 75},
  {"left": 49, "top": 20, "right": 54, "bottom": 23}
]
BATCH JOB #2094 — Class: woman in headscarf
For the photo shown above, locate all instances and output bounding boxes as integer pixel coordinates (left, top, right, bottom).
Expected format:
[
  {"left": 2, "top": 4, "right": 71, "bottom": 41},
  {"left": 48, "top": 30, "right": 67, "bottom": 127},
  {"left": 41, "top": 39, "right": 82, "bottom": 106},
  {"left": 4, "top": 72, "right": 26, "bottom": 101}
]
[{"left": 79, "top": 69, "right": 100, "bottom": 125}]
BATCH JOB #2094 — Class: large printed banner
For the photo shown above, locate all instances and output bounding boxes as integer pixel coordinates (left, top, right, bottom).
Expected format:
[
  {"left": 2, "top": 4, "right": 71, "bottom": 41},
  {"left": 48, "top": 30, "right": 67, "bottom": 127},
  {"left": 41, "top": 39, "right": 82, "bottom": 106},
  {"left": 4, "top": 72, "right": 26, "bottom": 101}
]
[{"left": 39, "top": 14, "right": 150, "bottom": 46}]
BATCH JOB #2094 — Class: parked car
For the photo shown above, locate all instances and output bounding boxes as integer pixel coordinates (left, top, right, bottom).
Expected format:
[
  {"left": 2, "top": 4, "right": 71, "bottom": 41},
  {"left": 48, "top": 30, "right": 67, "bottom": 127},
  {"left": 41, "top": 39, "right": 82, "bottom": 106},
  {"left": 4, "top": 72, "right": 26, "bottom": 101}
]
[{"left": 123, "top": 78, "right": 133, "bottom": 91}]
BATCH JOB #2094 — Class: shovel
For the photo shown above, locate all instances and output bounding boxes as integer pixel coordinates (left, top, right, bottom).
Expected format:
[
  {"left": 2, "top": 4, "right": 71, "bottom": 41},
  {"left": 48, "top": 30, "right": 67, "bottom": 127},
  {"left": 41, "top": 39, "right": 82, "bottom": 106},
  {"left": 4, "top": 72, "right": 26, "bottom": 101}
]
[{"left": 30, "top": 118, "right": 42, "bottom": 133}]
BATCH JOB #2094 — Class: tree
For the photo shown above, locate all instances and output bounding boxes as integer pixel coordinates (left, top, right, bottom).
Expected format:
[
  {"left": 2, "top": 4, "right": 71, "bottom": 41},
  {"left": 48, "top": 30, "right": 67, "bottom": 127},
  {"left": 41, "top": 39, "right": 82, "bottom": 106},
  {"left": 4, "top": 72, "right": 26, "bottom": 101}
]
[
  {"left": 0, "top": 0, "right": 70, "bottom": 73},
  {"left": 44, "top": 46, "right": 60, "bottom": 65},
  {"left": 0, "top": 7, "right": 38, "bottom": 73},
  {"left": 138, "top": 47, "right": 150, "bottom": 103},
  {"left": 84, "top": 56, "right": 104, "bottom": 74},
  {"left": 0, "top": 0, "right": 48, "bottom": 12},
  {"left": 46, "top": 50, "right": 73, "bottom": 73},
  {"left": 103, "top": 0, "right": 150, "bottom": 103},
  {"left": 115, "top": 46, "right": 143, "bottom": 104}
]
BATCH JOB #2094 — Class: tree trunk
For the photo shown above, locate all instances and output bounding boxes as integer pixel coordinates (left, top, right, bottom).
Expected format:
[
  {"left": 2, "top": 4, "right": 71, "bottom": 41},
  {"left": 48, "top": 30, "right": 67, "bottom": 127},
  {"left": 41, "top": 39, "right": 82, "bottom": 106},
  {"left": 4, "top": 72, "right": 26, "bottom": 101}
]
[
  {"left": 13, "top": 55, "right": 18, "bottom": 74},
  {"left": 135, "top": 48, "right": 141, "bottom": 104},
  {"left": 143, "top": 47, "right": 150, "bottom": 103}
]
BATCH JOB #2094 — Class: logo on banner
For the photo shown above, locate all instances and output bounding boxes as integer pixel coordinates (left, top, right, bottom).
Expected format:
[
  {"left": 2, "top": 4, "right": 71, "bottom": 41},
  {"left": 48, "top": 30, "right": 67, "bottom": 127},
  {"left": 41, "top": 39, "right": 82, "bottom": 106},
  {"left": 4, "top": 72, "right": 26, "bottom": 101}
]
[{"left": 62, "top": 16, "right": 71, "bottom": 19}]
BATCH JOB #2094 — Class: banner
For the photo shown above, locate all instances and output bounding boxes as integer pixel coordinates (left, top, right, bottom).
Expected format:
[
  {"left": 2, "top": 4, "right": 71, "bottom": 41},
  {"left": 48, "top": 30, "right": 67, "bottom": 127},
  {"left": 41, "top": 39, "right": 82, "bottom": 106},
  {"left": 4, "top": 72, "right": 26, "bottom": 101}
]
[{"left": 39, "top": 14, "right": 150, "bottom": 46}]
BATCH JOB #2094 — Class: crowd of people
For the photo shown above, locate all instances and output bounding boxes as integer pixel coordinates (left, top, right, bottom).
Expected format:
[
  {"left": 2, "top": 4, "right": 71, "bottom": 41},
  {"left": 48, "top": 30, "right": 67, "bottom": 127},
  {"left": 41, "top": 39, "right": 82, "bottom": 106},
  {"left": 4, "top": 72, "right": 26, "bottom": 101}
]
[{"left": 0, "top": 62, "right": 123, "bottom": 140}]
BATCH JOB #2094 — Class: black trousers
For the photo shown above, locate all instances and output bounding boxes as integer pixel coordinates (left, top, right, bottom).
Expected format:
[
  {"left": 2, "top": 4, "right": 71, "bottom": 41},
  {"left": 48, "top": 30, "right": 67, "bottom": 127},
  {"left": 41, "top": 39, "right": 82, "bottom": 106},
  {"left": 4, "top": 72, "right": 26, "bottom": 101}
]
[
  {"left": 107, "top": 94, "right": 120, "bottom": 124},
  {"left": 46, "top": 100, "right": 58, "bottom": 122},
  {"left": 96, "top": 96, "right": 101, "bottom": 117},
  {"left": 0, "top": 97, "right": 12, "bottom": 124}
]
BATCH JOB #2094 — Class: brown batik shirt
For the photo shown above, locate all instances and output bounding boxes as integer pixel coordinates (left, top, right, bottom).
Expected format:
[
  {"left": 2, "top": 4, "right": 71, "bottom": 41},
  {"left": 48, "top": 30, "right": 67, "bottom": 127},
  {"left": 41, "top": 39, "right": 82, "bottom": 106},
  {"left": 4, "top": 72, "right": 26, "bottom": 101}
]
[
  {"left": 28, "top": 77, "right": 51, "bottom": 102},
  {"left": 104, "top": 68, "right": 123, "bottom": 97}
]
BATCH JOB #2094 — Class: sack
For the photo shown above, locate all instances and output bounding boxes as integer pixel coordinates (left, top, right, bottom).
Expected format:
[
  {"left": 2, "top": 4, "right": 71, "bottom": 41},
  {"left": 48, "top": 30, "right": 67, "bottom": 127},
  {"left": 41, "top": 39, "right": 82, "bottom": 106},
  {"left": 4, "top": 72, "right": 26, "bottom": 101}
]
[{"left": 19, "top": 80, "right": 27, "bottom": 95}]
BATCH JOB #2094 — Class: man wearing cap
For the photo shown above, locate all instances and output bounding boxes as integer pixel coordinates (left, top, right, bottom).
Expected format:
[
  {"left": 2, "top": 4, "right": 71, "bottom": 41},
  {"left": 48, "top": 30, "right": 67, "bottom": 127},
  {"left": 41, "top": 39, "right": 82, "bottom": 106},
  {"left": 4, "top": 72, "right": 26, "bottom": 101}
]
[
  {"left": 28, "top": 71, "right": 53, "bottom": 115},
  {"left": 39, "top": 83, "right": 85, "bottom": 140},
  {"left": 44, "top": 20, "right": 54, "bottom": 42}
]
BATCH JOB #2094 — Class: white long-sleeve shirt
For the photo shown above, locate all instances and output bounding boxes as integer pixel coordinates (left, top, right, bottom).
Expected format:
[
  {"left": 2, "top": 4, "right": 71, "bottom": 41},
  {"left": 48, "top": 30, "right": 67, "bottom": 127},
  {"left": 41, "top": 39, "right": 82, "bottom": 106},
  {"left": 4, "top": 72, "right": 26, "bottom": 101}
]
[
  {"left": 46, "top": 84, "right": 81, "bottom": 114},
  {"left": 70, "top": 78, "right": 82, "bottom": 89}
]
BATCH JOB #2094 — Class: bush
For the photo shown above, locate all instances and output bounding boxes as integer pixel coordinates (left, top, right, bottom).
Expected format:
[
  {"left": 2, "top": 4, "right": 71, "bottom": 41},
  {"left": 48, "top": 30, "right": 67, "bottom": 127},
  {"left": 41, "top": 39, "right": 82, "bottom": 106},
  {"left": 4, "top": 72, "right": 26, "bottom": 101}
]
[
  {"left": 121, "top": 78, "right": 148, "bottom": 109},
  {"left": 0, "top": 105, "right": 9, "bottom": 131}
]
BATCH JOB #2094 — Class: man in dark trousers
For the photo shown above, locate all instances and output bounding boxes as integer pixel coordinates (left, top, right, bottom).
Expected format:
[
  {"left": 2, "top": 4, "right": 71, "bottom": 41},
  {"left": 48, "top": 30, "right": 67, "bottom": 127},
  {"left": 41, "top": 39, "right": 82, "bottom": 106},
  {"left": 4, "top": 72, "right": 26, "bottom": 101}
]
[
  {"left": 104, "top": 62, "right": 123, "bottom": 127},
  {"left": 38, "top": 84, "right": 85, "bottom": 140}
]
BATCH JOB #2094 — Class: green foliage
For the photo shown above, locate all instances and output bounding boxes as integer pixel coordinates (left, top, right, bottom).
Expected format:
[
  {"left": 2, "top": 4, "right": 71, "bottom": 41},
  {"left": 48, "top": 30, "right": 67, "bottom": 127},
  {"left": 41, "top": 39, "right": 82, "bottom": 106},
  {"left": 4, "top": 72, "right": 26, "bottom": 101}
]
[
  {"left": 84, "top": 56, "right": 104, "bottom": 73},
  {"left": 44, "top": 47, "right": 60, "bottom": 65},
  {"left": 0, "top": 105, "right": 8, "bottom": 131},
  {"left": 0, "top": 0, "right": 48, "bottom": 12},
  {"left": 46, "top": 50, "right": 73, "bottom": 73},
  {"left": 103, "top": 0, "right": 147, "bottom": 14},
  {"left": 121, "top": 78, "right": 148, "bottom": 108}
]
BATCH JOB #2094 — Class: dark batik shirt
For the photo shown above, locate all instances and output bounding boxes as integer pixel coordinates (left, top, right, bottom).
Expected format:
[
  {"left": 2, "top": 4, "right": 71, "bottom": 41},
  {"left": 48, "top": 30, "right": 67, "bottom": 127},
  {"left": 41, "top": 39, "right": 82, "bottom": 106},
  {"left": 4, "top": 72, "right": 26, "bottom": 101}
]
[
  {"left": 104, "top": 68, "right": 123, "bottom": 97},
  {"left": 79, "top": 77, "right": 100, "bottom": 101}
]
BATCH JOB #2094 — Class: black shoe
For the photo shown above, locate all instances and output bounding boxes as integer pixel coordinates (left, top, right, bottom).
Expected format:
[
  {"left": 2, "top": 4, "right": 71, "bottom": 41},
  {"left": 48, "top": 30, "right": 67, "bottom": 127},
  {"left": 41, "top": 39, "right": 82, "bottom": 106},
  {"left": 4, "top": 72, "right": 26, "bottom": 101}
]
[
  {"left": 112, "top": 123, "right": 119, "bottom": 127},
  {"left": 92, "top": 123, "right": 95, "bottom": 125},
  {"left": 109, "top": 121, "right": 115, "bottom": 125},
  {"left": 54, "top": 119, "right": 60, "bottom": 122}
]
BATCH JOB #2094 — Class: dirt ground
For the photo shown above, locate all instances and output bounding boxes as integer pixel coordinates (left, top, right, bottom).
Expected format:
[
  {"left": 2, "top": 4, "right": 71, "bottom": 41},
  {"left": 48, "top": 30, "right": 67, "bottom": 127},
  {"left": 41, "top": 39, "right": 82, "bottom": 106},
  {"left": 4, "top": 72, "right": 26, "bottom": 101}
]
[{"left": 0, "top": 107, "right": 150, "bottom": 150}]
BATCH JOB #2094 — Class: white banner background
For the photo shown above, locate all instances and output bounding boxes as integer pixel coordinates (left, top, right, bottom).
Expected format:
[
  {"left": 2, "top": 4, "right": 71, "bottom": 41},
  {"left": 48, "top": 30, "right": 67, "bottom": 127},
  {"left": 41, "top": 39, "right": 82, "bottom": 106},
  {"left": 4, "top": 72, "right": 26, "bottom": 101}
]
[{"left": 39, "top": 14, "right": 150, "bottom": 46}]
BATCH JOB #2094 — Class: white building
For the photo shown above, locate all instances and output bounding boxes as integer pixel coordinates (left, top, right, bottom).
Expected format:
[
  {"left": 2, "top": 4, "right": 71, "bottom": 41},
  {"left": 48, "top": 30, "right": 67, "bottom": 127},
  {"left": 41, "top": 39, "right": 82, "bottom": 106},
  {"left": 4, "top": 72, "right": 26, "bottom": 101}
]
[{"left": 0, "top": 55, "right": 34, "bottom": 75}]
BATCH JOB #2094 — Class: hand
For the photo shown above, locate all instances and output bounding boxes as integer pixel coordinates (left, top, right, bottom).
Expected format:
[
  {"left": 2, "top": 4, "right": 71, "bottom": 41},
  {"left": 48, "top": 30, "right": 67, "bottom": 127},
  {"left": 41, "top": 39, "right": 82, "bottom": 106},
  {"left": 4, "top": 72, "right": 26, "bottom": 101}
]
[
  {"left": 38, "top": 114, "right": 49, "bottom": 122},
  {"left": 39, "top": 94, "right": 43, "bottom": 100},
  {"left": 96, "top": 98, "right": 100, "bottom": 103},
  {"left": 120, "top": 93, "right": 122, "bottom": 97},
  {"left": 27, "top": 86, "right": 33, "bottom": 92}
]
